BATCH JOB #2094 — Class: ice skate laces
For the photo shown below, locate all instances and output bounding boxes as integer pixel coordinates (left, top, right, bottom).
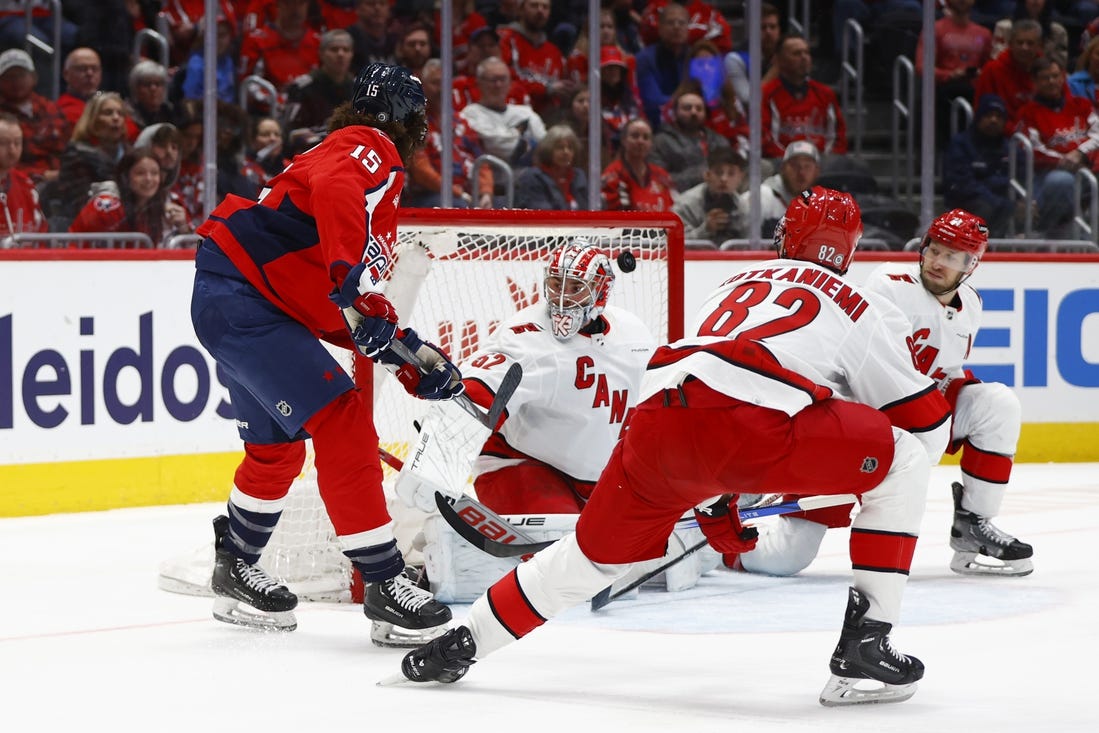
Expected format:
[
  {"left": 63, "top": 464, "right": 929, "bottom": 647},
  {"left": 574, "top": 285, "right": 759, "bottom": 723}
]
[
  {"left": 386, "top": 573, "right": 432, "bottom": 611},
  {"left": 975, "top": 517, "right": 1015, "bottom": 545},
  {"left": 237, "top": 561, "right": 281, "bottom": 593}
]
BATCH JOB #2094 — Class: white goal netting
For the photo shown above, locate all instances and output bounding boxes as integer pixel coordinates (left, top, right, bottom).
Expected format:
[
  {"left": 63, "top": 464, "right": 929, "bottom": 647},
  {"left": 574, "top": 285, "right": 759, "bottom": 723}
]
[{"left": 158, "top": 210, "right": 683, "bottom": 602}]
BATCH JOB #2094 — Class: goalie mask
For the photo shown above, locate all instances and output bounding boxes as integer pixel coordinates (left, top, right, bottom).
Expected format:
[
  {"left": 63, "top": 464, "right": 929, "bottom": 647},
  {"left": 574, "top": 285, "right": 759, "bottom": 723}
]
[
  {"left": 544, "top": 240, "right": 615, "bottom": 341},
  {"left": 775, "top": 186, "right": 862, "bottom": 274},
  {"left": 919, "top": 208, "right": 989, "bottom": 296}
]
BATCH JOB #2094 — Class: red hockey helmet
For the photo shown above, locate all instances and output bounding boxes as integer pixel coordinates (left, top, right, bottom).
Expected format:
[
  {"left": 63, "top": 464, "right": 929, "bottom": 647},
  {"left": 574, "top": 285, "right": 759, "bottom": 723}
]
[
  {"left": 544, "top": 239, "right": 616, "bottom": 341},
  {"left": 921, "top": 208, "right": 989, "bottom": 259},
  {"left": 775, "top": 186, "right": 862, "bottom": 274},
  {"left": 919, "top": 208, "right": 989, "bottom": 294}
]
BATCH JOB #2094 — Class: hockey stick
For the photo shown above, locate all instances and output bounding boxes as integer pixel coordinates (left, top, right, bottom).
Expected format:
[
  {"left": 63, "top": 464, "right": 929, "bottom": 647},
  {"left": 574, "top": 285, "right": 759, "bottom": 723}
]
[
  {"left": 589, "top": 493, "right": 859, "bottom": 611},
  {"left": 377, "top": 450, "right": 544, "bottom": 550},
  {"left": 386, "top": 339, "right": 522, "bottom": 430}
]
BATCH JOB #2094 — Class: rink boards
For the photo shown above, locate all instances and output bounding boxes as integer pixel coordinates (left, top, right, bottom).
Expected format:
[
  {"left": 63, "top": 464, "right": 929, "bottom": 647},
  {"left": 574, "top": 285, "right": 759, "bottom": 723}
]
[{"left": 1, "top": 250, "right": 1096, "bottom": 516}]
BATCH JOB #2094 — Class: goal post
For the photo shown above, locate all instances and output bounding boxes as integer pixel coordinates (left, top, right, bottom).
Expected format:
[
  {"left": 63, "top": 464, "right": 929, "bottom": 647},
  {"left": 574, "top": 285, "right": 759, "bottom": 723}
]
[{"left": 158, "top": 208, "right": 684, "bottom": 602}]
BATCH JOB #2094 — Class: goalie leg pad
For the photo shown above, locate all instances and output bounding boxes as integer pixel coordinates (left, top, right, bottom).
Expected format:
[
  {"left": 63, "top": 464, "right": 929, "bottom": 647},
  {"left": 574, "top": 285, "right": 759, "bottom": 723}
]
[{"left": 422, "top": 513, "right": 579, "bottom": 603}]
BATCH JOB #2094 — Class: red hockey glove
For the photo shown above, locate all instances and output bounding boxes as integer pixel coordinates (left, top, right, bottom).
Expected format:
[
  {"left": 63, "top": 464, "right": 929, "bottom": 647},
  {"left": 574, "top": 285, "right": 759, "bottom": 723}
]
[
  {"left": 694, "top": 494, "right": 759, "bottom": 554},
  {"left": 943, "top": 369, "right": 981, "bottom": 411},
  {"left": 377, "top": 329, "right": 465, "bottom": 401},
  {"left": 330, "top": 262, "right": 399, "bottom": 358}
]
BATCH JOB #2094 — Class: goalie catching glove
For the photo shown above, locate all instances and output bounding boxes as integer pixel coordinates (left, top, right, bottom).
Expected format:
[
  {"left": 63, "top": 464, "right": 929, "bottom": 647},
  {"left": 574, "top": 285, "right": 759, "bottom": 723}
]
[{"left": 694, "top": 494, "right": 759, "bottom": 554}]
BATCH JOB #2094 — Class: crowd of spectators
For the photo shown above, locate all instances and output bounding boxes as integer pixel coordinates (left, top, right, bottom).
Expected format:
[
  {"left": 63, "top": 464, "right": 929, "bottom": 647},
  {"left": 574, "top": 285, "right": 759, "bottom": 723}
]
[{"left": 1, "top": 0, "right": 1098, "bottom": 250}]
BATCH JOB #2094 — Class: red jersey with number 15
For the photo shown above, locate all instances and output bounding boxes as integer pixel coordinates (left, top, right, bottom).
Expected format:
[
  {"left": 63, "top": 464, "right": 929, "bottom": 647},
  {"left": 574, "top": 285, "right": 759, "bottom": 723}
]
[{"left": 196, "top": 125, "right": 405, "bottom": 346}]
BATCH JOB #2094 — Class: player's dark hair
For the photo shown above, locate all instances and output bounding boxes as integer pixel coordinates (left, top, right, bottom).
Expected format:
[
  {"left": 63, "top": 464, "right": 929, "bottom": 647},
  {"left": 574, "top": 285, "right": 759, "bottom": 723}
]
[{"left": 327, "top": 102, "right": 426, "bottom": 166}]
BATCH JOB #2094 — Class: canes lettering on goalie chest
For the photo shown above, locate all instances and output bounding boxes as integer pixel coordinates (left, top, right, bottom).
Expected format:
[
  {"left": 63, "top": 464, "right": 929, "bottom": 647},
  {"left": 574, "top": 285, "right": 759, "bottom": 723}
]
[{"left": 573, "top": 356, "right": 631, "bottom": 427}]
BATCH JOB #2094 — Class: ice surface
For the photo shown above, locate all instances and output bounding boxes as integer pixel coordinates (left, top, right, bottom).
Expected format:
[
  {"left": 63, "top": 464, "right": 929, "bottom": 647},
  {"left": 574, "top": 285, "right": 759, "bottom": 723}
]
[{"left": 1, "top": 463, "right": 1095, "bottom": 732}]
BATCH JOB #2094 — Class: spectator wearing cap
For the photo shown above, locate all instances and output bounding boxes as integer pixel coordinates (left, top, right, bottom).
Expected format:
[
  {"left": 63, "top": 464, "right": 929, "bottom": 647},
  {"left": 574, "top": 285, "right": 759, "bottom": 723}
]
[
  {"left": 283, "top": 28, "right": 355, "bottom": 133},
  {"left": 0, "top": 111, "right": 47, "bottom": 240},
  {"left": 760, "top": 33, "right": 848, "bottom": 161},
  {"left": 650, "top": 85, "right": 731, "bottom": 192},
  {"left": 57, "top": 49, "right": 105, "bottom": 127},
  {"left": 565, "top": 7, "right": 635, "bottom": 86},
  {"left": 596, "top": 47, "right": 643, "bottom": 159},
  {"left": 459, "top": 56, "right": 547, "bottom": 166},
  {"left": 943, "top": 93, "right": 1016, "bottom": 239},
  {"left": 635, "top": 1, "right": 690, "bottom": 127},
  {"left": 757, "top": 140, "right": 821, "bottom": 236},
  {"left": 180, "top": 10, "right": 239, "bottom": 105},
  {"left": 673, "top": 146, "right": 748, "bottom": 244},
  {"left": 0, "top": 49, "right": 71, "bottom": 184},
  {"left": 1016, "top": 57, "right": 1099, "bottom": 239},
  {"left": 601, "top": 117, "right": 676, "bottom": 212},
  {"left": 126, "top": 60, "right": 175, "bottom": 136},
  {"left": 348, "top": 0, "right": 399, "bottom": 69},
  {"left": 497, "top": 0, "right": 577, "bottom": 120}
]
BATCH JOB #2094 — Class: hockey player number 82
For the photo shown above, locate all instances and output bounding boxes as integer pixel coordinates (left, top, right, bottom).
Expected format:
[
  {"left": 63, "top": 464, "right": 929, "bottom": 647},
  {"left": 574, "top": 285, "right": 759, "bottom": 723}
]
[{"left": 697, "top": 282, "right": 821, "bottom": 340}]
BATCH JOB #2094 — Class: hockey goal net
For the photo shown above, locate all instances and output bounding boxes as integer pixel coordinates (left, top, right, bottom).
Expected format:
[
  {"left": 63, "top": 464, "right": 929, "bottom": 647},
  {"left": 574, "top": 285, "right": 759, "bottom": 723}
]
[{"left": 158, "top": 209, "right": 684, "bottom": 602}]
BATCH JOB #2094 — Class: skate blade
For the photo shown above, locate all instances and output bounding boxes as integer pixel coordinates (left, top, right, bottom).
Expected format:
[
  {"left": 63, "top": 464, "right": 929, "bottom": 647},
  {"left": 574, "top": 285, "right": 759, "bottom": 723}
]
[
  {"left": 212, "top": 597, "right": 297, "bottom": 632},
  {"left": 950, "top": 551, "right": 1034, "bottom": 577},
  {"left": 376, "top": 671, "right": 414, "bottom": 687},
  {"left": 370, "top": 621, "right": 448, "bottom": 649},
  {"left": 819, "top": 674, "right": 918, "bottom": 706}
]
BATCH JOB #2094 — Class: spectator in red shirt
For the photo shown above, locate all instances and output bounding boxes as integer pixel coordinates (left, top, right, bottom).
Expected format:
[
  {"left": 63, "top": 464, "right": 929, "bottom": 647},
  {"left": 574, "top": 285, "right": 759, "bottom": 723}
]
[
  {"left": 761, "top": 33, "right": 848, "bottom": 160},
  {"left": 0, "top": 49, "right": 71, "bottom": 184},
  {"left": 240, "top": 0, "right": 323, "bottom": 92},
  {"left": 69, "top": 146, "right": 192, "bottom": 247},
  {"left": 0, "top": 112, "right": 47, "bottom": 239},
  {"left": 973, "top": 18, "right": 1042, "bottom": 131},
  {"left": 915, "top": 0, "right": 993, "bottom": 149},
  {"left": 57, "top": 48, "right": 105, "bottom": 127},
  {"left": 1017, "top": 56, "right": 1099, "bottom": 238},
  {"left": 497, "top": 0, "right": 578, "bottom": 119},
  {"left": 600, "top": 117, "right": 676, "bottom": 212},
  {"left": 638, "top": 0, "right": 733, "bottom": 55}
]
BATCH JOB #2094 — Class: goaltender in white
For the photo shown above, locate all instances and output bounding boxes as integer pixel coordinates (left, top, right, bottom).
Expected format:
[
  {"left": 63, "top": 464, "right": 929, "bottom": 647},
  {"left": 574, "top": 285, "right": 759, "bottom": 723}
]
[{"left": 394, "top": 239, "right": 720, "bottom": 600}]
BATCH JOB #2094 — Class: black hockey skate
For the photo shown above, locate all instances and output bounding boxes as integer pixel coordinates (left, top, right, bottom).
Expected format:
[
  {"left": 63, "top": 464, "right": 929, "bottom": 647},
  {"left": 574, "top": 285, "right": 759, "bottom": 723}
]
[
  {"left": 950, "top": 483, "right": 1033, "bottom": 577},
  {"left": 819, "top": 587, "right": 924, "bottom": 707},
  {"left": 210, "top": 515, "right": 298, "bottom": 631},
  {"left": 401, "top": 626, "right": 477, "bottom": 683},
  {"left": 364, "top": 567, "right": 452, "bottom": 648}
]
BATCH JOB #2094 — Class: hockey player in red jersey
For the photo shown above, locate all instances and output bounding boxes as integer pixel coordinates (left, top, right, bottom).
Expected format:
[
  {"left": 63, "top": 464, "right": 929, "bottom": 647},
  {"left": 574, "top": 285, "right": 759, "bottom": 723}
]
[
  {"left": 736, "top": 209, "right": 1034, "bottom": 579},
  {"left": 190, "top": 63, "right": 464, "bottom": 646},
  {"left": 397, "top": 188, "right": 952, "bottom": 706}
]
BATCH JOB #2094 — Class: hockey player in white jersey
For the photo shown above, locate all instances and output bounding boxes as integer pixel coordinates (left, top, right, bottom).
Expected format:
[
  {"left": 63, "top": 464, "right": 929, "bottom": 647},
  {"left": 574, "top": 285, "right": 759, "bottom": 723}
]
[
  {"left": 395, "top": 187, "right": 953, "bottom": 706},
  {"left": 396, "top": 239, "right": 656, "bottom": 515},
  {"left": 735, "top": 209, "right": 1033, "bottom": 578}
]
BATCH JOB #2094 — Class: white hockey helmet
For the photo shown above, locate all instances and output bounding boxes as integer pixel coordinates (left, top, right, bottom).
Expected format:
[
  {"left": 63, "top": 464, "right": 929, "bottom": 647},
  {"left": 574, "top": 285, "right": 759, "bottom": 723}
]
[{"left": 543, "top": 239, "right": 615, "bottom": 341}]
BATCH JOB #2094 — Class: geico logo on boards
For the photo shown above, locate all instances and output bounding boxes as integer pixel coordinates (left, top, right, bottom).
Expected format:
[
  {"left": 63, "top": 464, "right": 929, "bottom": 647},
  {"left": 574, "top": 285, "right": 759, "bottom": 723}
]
[
  {"left": 969, "top": 288, "right": 1099, "bottom": 388},
  {"left": 0, "top": 312, "right": 232, "bottom": 429}
]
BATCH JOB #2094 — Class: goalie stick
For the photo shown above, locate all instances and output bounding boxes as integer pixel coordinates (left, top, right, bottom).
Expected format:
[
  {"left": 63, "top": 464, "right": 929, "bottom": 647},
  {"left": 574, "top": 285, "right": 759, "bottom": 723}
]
[
  {"left": 386, "top": 339, "right": 522, "bottom": 431},
  {"left": 589, "top": 493, "right": 859, "bottom": 611}
]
